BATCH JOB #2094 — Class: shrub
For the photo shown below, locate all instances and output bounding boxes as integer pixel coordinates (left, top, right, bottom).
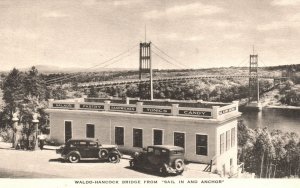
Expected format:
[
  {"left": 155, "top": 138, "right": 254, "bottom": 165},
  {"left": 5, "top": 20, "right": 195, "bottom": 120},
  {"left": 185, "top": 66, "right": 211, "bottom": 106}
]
[{"left": 0, "top": 128, "right": 13, "bottom": 142}]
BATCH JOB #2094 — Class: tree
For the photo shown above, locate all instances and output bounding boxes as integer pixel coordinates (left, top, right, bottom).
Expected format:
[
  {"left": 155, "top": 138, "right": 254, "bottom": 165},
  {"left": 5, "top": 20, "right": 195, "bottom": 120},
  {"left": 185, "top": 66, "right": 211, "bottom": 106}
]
[
  {"left": 88, "top": 86, "right": 99, "bottom": 98},
  {"left": 2, "top": 68, "right": 25, "bottom": 119},
  {"left": 24, "top": 66, "right": 46, "bottom": 100}
]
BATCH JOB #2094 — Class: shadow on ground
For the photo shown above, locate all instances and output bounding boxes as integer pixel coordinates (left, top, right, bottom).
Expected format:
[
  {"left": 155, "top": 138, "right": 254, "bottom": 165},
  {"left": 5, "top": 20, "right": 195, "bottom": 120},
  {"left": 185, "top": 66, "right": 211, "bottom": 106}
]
[
  {"left": 124, "top": 166, "right": 182, "bottom": 178},
  {"left": 49, "top": 158, "right": 114, "bottom": 164}
]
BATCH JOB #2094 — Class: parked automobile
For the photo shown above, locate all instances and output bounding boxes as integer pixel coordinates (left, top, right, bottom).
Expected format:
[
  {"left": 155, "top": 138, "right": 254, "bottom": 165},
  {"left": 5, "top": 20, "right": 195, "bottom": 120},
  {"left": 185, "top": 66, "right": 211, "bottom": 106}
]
[
  {"left": 129, "top": 145, "right": 185, "bottom": 176},
  {"left": 56, "top": 139, "right": 122, "bottom": 163}
]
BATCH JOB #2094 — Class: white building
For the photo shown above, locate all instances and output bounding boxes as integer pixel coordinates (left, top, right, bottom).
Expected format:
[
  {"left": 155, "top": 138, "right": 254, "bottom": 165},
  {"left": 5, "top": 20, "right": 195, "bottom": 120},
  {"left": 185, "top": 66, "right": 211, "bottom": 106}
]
[{"left": 46, "top": 97, "right": 241, "bottom": 175}]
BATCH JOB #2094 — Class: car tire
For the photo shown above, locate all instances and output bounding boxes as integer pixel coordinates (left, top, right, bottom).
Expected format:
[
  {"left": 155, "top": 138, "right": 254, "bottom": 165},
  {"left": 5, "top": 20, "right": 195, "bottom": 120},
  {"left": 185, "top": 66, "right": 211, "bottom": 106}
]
[
  {"left": 108, "top": 153, "right": 120, "bottom": 163},
  {"left": 68, "top": 153, "right": 80, "bottom": 163},
  {"left": 129, "top": 160, "right": 136, "bottom": 168},
  {"left": 159, "top": 164, "right": 168, "bottom": 177},
  {"left": 174, "top": 159, "right": 184, "bottom": 173},
  {"left": 98, "top": 149, "right": 109, "bottom": 159}
]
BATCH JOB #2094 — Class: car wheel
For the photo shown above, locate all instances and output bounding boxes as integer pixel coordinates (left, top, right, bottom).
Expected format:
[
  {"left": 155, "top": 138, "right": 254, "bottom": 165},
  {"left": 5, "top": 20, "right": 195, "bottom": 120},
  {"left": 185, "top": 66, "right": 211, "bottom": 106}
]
[
  {"left": 98, "top": 149, "right": 108, "bottom": 159},
  {"left": 159, "top": 165, "right": 168, "bottom": 177},
  {"left": 174, "top": 159, "right": 184, "bottom": 173},
  {"left": 108, "top": 154, "right": 120, "bottom": 163},
  {"left": 68, "top": 153, "right": 80, "bottom": 163},
  {"left": 129, "top": 160, "right": 136, "bottom": 168}
]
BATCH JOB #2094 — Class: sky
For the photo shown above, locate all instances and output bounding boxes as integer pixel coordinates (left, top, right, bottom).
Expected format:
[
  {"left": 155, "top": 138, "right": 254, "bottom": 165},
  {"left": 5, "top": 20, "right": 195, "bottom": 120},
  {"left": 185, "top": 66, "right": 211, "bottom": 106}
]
[{"left": 0, "top": 0, "right": 300, "bottom": 71}]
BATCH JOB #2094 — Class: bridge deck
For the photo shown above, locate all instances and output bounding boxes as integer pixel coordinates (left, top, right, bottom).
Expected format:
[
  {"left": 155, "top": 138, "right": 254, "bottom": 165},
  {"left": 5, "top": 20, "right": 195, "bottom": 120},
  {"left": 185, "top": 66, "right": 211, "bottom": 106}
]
[{"left": 78, "top": 75, "right": 287, "bottom": 88}]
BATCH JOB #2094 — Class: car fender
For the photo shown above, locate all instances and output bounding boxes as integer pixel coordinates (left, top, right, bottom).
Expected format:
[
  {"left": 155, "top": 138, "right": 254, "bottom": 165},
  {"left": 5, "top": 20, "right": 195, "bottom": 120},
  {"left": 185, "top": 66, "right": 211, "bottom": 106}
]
[
  {"left": 109, "top": 150, "right": 121, "bottom": 157},
  {"left": 66, "top": 151, "right": 81, "bottom": 159}
]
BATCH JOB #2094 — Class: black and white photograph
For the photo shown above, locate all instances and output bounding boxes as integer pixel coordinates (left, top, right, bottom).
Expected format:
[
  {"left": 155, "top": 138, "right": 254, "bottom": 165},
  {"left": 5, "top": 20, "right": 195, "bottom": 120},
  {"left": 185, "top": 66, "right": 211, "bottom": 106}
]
[{"left": 0, "top": 0, "right": 299, "bottom": 187}]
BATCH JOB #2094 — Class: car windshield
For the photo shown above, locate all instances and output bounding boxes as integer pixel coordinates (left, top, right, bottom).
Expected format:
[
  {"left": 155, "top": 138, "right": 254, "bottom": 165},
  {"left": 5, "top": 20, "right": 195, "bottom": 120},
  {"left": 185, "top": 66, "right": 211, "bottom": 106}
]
[{"left": 172, "top": 150, "right": 184, "bottom": 155}]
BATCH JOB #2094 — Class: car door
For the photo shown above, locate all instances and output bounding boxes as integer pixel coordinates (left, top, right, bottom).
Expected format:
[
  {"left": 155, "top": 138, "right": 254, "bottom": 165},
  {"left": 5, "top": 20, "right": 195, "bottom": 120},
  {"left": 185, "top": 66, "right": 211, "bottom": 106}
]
[
  {"left": 77, "top": 141, "right": 88, "bottom": 158},
  {"left": 147, "top": 147, "right": 161, "bottom": 167},
  {"left": 87, "top": 141, "right": 99, "bottom": 158}
]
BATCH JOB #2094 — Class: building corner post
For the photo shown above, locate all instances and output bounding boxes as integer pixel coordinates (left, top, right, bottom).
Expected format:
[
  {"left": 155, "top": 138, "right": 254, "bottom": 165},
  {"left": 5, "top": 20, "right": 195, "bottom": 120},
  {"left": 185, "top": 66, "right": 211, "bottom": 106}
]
[{"left": 212, "top": 106, "right": 220, "bottom": 119}]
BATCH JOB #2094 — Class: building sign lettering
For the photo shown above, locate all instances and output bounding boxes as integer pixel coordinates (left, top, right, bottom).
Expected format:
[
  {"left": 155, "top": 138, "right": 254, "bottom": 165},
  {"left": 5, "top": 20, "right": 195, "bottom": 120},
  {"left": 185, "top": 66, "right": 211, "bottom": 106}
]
[
  {"left": 110, "top": 106, "right": 136, "bottom": 112},
  {"left": 80, "top": 104, "right": 104, "bottom": 110},
  {"left": 179, "top": 110, "right": 211, "bottom": 117},
  {"left": 53, "top": 103, "right": 75, "bottom": 108},
  {"left": 218, "top": 107, "right": 236, "bottom": 115},
  {"left": 143, "top": 108, "right": 171, "bottom": 114}
]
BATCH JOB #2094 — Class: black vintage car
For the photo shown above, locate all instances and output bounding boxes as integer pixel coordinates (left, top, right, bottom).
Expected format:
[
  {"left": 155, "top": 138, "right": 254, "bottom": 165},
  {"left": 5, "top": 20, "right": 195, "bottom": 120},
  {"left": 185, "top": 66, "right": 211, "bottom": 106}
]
[
  {"left": 56, "top": 139, "right": 122, "bottom": 163},
  {"left": 129, "top": 145, "right": 185, "bottom": 176}
]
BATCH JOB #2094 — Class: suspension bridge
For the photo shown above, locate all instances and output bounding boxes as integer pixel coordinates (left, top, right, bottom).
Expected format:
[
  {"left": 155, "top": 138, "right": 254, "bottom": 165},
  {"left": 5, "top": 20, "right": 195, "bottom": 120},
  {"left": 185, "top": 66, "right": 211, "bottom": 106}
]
[{"left": 45, "top": 41, "right": 290, "bottom": 104}]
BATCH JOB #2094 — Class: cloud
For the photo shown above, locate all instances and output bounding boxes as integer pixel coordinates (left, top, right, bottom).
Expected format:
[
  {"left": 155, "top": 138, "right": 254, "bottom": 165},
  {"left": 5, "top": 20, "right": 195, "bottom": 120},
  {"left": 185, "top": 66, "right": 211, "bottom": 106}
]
[
  {"left": 113, "top": 0, "right": 140, "bottom": 6},
  {"left": 271, "top": 0, "right": 300, "bottom": 6},
  {"left": 144, "top": 2, "right": 223, "bottom": 19},
  {"left": 42, "top": 11, "right": 69, "bottom": 18},
  {"left": 257, "top": 12, "right": 300, "bottom": 31},
  {"left": 0, "top": 28, "right": 39, "bottom": 40},
  {"left": 163, "top": 33, "right": 204, "bottom": 42},
  {"left": 223, "top": 33, "right": 241, "bottom": 40}
]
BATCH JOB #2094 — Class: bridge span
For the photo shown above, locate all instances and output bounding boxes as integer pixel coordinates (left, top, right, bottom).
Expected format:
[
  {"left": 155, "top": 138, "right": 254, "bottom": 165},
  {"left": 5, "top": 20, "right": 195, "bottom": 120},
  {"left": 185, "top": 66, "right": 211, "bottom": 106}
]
[{"left": 78, "top": 74, "right": 287, "bottom": 89}]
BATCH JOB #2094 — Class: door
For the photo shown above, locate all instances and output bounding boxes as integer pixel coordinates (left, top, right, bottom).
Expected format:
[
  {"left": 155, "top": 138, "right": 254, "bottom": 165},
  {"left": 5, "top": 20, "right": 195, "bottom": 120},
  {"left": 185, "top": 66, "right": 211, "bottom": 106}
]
[
  {"left": 64, "top": 121, "right": 72, "bottom": 143},
  {"left": 174, "top": 132, "right": 185, "bottom": 149}
]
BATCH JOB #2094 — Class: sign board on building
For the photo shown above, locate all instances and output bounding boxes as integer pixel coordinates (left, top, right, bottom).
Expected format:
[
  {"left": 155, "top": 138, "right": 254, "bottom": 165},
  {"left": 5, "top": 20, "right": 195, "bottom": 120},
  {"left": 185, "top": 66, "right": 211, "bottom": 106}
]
[
  {"left": 80, "top": 104, "right": 104, "bottom": 110},
  {"left": 179, "top": 110, "right": 211, "bottom": 117},
  {"left": 218, "top": 107, "right": 236, "bottom": 115},
  {"left": 110, "top": 106, "right": 136, "bottom": 112},
  {"left": 53, "top": 103, "right": 75, "bottom": 108},
  {"left": 143, "top": 108, "right": 171, "bottom": 114}
]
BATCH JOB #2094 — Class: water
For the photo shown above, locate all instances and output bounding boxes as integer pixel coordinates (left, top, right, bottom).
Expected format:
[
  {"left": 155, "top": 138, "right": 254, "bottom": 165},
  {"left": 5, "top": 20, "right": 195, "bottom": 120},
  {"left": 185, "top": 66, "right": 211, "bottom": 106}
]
[{"left": 239, "top": 107, "right": 300, "bottom": 135}]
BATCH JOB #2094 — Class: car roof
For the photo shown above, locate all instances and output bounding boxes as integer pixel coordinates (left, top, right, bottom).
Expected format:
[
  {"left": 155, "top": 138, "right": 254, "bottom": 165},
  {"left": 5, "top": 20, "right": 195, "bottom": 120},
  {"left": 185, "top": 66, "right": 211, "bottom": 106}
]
[{"left": 148, "top": 145, "right": 184, "bottom": 151}]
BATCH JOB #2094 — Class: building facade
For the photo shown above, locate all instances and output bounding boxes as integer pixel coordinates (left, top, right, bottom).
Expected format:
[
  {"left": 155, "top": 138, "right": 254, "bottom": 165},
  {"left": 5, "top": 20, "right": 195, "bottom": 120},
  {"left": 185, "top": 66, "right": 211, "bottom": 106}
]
[{"left": 46, "top": 97, "right": 241, "bottom": 175}]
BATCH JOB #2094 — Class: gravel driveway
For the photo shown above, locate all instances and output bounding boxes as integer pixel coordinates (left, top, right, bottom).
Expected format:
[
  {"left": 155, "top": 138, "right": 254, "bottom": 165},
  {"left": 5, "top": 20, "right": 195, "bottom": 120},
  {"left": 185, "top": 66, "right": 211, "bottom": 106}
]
[{"left": 0, "top": 142, "right": 219, "bottom": 178}]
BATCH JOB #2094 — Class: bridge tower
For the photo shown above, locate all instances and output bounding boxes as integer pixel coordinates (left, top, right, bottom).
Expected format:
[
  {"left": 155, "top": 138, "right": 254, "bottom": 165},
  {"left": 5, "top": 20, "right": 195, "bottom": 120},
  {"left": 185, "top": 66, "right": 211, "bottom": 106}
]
[
  {"left": 248, "top": 54, "right": 259, "bottom": 102},
  {"left": 139, "top": 42, "right": 153, "bottom": 100}
]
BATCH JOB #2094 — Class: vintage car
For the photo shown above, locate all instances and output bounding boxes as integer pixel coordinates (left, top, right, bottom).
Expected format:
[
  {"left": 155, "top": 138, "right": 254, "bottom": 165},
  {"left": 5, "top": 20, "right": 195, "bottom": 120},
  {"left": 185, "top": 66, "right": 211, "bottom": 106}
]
[
  {"left": 129, "top": 145, "right": 185, "bottom": 176},
  {"left": 56, "top": 139, "right": 122, "bottom": 163}
]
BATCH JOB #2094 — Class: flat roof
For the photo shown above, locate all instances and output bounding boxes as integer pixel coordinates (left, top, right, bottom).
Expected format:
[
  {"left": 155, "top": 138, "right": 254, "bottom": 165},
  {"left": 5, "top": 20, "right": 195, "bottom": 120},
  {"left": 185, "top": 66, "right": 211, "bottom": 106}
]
[{"left": 48, "top": 97, "right": 240, "bottom": 121}]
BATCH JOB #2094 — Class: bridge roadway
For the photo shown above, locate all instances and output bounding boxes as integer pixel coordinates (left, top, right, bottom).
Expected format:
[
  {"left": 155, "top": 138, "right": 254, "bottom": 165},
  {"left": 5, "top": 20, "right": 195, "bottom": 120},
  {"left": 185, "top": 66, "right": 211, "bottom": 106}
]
[{"left": 78, "top": 74, "right": 287, "bottom": 88}]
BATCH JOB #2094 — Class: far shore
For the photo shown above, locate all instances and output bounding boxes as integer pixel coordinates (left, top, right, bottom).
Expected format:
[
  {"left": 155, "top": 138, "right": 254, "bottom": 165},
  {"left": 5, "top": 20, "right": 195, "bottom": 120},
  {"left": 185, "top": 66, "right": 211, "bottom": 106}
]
[{"left": 265, "top": 105, "right": 300, "bottom": 110}]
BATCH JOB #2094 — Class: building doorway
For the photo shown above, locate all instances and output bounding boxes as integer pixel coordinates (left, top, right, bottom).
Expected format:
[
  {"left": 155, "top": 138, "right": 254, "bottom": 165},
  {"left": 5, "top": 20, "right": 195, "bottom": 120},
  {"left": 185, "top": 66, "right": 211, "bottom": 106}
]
[{"left": 64, "top": 121, "right": 72, "bottom": 143}]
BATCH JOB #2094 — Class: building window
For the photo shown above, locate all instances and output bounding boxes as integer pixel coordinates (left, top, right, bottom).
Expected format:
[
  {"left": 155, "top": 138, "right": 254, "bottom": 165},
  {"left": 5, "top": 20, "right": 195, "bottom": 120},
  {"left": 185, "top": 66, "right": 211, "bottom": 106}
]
[
  {"left": 220, "top": 133, "right": 225, "bottom": 154},
  {"left": 115, "top": 127, "right": 124, "bottom": 145},
  {"left": 133, "top": 128, "right": 143, "bottom": 148},
  {"left": 86, "top": 124, "right": 95, "bottom": 138},
  {"left": 174, "top": 132, "right": 185, "bottom": 149},
  {"left": 196, "top": 134, "right": 208, "bottom": 156},
  {"left": 153, "top": 129, "right": 163, "bottom": 145},
  {"left": 64, "top": 121, "right": 72, "bottom": 143},
  {"left": 231, "top": 127, "right": 236, "bottom": 147},
  {"left": 226, "top": 130, "right": 230, "bottom": 151}
]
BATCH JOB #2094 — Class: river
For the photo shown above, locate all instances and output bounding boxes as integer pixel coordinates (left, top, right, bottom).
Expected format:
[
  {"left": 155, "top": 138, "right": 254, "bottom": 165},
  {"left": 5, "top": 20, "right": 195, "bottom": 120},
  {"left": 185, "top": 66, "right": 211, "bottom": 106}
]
[{"left": 239, "top": 107, "right": 300, "bottom": 135}]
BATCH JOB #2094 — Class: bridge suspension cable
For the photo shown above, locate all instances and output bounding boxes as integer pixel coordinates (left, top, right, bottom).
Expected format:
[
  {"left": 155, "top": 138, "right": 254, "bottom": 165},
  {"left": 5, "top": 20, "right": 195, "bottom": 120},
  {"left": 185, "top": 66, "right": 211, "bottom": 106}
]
[
  {"left": 152, "top": 42, "right": 191, "bottom": 69},
  {"left": 151, "top": 49, "right": 185, "bottom": 69},
  {"left": 46, "top": 44, "right": 139, "bottom": 85}
]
